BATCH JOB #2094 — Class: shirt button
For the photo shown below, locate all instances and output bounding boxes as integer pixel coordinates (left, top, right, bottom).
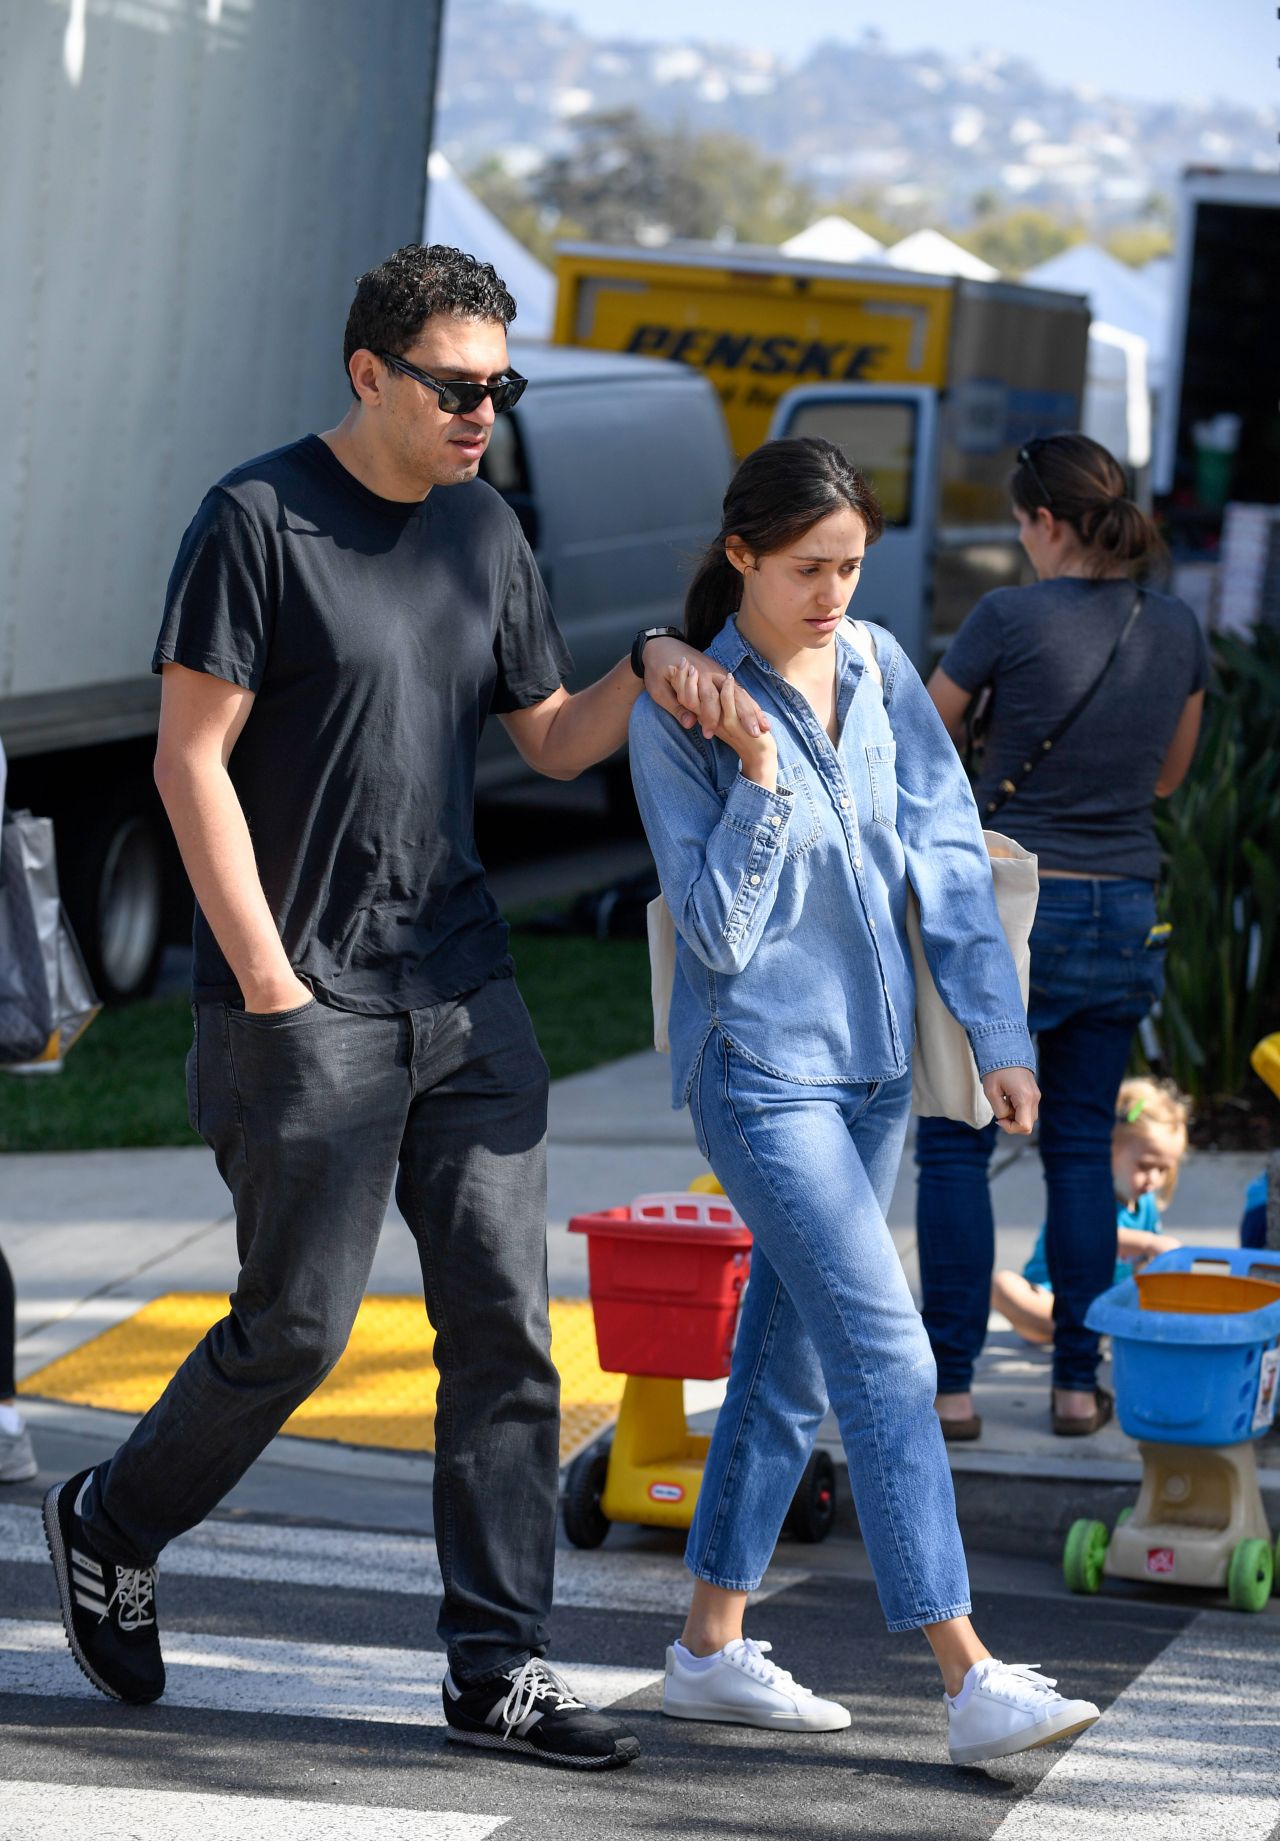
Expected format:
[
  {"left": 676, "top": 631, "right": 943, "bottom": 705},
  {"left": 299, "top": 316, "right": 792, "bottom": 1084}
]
[
  {"left": 868, "top": 918, "right": 876, "bottom": 930},
  {"left": 840, "top": 795, "right": 851, "bottom": 809},
  {"left": 854, "top": 856, "right": 863, "bottom": 870},
  {"left": 750, "top": 874, "right": 762, "bottom": 886},
  {"left": 768, "top": 815, "right": 781, "bottom": 827}
]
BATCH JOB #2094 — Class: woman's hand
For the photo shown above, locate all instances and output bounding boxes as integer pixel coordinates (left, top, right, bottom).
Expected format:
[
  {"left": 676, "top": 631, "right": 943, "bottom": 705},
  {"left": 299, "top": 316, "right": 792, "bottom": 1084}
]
[
  {"left": 673, "top": 661, "right": 777, "bottom": 789},
  {"left": 982, "top": 1066, "right": 1040, "bottom": 1135},
  {"left": 642, "top": 638, "right": 771, "bottom": 741}
]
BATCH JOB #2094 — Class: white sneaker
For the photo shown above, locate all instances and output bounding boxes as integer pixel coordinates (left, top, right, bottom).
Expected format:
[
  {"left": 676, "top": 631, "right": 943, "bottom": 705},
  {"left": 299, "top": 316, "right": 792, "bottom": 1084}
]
[
  {"left": 0, "top": 1422, "right": 37, "bottom": 1483},
  {"left": 947, "top": 1659, "right": 1099, "bottom": 1764},
  {"left": 662, "top": 1638, "right": 851, "bottom": 1732}
]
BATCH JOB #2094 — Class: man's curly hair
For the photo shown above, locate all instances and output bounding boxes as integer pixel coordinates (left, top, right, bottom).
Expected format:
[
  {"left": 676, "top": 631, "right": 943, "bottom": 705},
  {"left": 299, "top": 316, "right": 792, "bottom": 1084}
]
[{"left": 342, "top": 244, "right": 517, "bottom": 394}]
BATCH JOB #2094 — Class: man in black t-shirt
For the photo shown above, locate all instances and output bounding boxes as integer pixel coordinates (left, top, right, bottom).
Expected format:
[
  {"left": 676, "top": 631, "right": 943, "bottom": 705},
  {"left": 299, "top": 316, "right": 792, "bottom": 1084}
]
[{"left": 43, "top": 246, "right": 763, "bottom": 1769}]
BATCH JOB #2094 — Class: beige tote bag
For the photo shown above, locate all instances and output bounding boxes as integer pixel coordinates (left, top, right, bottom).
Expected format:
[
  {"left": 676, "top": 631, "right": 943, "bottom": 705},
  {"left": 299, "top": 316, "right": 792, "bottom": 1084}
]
[{"left": 905, "top": 834, "right": 1038, "bottom": 1128}]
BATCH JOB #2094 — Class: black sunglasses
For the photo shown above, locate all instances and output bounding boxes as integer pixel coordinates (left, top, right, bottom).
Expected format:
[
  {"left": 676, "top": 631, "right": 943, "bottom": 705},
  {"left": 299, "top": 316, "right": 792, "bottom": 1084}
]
[
  {"left": 376, "top": 351, "right": 527, "bottom": 416},
  {"left": 1017, "top": 439, "right": 1054, "bottom": 511}
]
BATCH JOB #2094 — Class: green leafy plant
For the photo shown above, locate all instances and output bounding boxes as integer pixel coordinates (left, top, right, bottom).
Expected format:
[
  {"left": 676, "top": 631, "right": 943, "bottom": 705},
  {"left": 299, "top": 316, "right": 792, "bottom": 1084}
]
[{"left": 1147, "top": 626, "right": 1280, "bottom": 1104}]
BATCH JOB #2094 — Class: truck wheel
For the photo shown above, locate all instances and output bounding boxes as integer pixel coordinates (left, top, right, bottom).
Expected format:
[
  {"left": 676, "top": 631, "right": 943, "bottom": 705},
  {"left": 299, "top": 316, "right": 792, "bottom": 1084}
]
[
  {"left": 563, "top": 1444, "right": 612, "bottom": 1549},
  {"left": 783, "top": 1450, "right": 837, "bottom": 1543},
  {"left": 60, "top": 787, "right": 166, "bottom": 1003}
]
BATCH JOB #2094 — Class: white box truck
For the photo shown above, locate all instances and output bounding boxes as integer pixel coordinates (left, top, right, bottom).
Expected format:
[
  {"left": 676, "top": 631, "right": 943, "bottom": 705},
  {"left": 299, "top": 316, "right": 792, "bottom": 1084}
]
[{"left": 1, "top": 0, "right": 443, "bottom": 998}]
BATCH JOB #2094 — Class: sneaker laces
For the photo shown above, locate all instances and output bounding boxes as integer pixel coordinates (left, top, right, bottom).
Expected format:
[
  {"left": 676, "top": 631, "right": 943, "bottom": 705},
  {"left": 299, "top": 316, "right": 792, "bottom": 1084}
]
[
  {"left": 499, "top": 1659, "right": 587, "bottom": 1738},
  {"left": 104, "top": 1566, "right": 157, "bottom": 1632},
  {"left": 725, "top": 1639, "right": 812, "bottom": 1698},
  {"left": 973, "top": 1661, "right": 1060, "bottom": 1707}
]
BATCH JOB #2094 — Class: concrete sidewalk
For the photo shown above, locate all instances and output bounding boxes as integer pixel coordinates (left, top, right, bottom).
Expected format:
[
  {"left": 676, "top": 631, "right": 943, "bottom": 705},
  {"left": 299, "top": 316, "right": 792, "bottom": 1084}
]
[{"left": 3, "top": 1049, "right": 1276, "bottom": 1549}]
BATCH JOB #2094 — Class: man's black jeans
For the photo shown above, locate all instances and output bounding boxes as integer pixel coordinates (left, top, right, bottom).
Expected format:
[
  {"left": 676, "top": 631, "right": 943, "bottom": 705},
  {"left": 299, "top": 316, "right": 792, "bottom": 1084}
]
[{"left": 84, "top": 975, "right": 560, "bottom": 1685}]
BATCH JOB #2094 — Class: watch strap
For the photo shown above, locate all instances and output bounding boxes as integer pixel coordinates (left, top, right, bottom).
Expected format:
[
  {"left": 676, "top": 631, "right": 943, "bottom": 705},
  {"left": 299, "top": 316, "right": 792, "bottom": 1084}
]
[{"left": 630, "top": 625, "right": 684, "bottom": 679}]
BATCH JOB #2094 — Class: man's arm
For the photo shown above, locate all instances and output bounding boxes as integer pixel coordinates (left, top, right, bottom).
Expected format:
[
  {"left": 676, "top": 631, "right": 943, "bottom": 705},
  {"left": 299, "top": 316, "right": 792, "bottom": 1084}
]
[
  {"left": 153, "top": 663, "right": 311, "bottom": 1014},
  {"left": 499, "top": 638, "right": 768, "bottom": 781}
]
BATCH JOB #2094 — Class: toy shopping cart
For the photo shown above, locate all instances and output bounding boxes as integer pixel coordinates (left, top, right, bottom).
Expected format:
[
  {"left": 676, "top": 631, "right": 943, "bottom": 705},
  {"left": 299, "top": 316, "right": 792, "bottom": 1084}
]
[
  {"left": 1063, "top": 1246, "right": 1280, "bottom": 1612},
  {"left": 564, "top": 1192, "right": 837, "bottom": 1548}
]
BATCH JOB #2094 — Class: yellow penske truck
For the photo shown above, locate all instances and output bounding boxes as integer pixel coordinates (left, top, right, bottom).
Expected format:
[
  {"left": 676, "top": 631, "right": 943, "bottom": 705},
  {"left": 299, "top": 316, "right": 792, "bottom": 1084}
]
[{"left": 552, "top": 243, "right": 1091, "bottom": 664}]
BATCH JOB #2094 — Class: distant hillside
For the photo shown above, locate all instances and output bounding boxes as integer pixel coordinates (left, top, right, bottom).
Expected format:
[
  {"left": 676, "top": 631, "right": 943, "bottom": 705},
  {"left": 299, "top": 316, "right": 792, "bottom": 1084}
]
[{"left": 437, "top": 2, "right": 1276, "bottom": 227}]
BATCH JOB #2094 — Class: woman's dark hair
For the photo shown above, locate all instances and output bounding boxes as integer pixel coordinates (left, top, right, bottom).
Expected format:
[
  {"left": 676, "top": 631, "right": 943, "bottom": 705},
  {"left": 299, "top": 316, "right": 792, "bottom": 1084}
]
[
  {"left": 1011, "top": 432, "right": 1165, "bottom": 577},
  {"left": 342, "top": 244, "right": 517, "bottom": 396},
  {"left": 685, "top": 437, "right": 885, "bottom": 650}
]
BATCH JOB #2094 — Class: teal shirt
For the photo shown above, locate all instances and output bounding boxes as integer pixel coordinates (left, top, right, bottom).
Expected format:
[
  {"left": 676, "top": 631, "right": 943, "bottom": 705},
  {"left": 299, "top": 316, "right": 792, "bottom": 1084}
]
[{"left": 1022, "top": 1191, "right": 1162, "bottom": 1292}]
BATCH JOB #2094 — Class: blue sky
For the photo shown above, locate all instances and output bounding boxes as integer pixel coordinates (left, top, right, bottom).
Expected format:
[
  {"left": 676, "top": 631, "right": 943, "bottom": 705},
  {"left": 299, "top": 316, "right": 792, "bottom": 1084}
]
[{"left": 561, "top": 0, "right": 1275, "bottom": 110}]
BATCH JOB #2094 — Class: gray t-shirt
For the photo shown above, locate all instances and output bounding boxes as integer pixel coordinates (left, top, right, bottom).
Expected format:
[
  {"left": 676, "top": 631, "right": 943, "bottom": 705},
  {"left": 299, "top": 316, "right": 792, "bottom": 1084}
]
[{"left": 940, "top": 578, "right": 1209, "bottom": 880}]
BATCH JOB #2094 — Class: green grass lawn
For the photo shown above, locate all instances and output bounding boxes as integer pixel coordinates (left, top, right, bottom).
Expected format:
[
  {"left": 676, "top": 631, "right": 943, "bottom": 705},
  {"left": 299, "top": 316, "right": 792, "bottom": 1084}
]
[{"left": 0, "top": 930, "right": 654, "bottom": 1154}]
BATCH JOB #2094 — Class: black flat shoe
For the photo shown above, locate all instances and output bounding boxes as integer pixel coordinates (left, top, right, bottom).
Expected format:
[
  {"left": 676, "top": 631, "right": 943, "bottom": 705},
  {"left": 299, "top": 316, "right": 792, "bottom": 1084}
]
[{"left": 1051, "top": 1386, "right": 1114, "bottom": 1438}]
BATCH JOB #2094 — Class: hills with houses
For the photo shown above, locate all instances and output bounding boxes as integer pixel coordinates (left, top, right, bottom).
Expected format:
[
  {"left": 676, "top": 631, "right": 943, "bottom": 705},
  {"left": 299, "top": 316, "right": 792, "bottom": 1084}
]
[{"left": 436, "top": 2, "right": 1276, "bottom": 228}]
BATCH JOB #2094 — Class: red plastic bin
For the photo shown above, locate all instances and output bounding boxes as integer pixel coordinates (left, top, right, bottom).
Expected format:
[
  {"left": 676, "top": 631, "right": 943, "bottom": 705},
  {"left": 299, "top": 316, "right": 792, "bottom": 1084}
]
[{"left": 569, "top": 1196, "right": 753, "bottom": 1380}]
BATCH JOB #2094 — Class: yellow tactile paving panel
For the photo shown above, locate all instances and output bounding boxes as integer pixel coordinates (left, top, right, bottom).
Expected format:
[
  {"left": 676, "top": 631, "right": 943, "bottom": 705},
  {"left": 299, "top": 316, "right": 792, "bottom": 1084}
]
[{"left": 20, "top": 1295, "right": 626, "bottom": 1466}]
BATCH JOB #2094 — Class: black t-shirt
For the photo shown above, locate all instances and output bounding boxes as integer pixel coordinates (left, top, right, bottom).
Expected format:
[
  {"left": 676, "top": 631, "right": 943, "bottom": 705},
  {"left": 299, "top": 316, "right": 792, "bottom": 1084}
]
[
  {"left": 153, "top": 435, "right": 572, "bottom": 1011},
  {"left": 940, "top": 578, "right": 1209, "bottom": 880}
]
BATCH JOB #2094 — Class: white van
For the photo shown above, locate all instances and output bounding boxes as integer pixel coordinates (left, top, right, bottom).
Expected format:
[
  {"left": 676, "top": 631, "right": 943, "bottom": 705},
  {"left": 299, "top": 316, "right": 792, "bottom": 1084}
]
[{"left": 477, "top": 342, "right": 733, "bottom": 790}]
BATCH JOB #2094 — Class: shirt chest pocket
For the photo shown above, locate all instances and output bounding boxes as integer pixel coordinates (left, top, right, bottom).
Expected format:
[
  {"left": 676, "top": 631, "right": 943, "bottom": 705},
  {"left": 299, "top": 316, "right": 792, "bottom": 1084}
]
[
  {"left": 777, "top": 760, "right": 824, "bottom": 859},
  {"left": 865, "top": 740, "right": 898, "bottom": 827}
]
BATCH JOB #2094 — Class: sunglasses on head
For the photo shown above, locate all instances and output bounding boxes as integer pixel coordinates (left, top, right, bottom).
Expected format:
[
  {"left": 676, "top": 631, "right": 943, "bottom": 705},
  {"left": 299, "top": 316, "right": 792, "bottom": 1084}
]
[
  {"left": 377, "top": 351, "right": 528, "bottom": 416},
  {"left": 1017, "top": 439, "right": 1054, "bottom": 511}
]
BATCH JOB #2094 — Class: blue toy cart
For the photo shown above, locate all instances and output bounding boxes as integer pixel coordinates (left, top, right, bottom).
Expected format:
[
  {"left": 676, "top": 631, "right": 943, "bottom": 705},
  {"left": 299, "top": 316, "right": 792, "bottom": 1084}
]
[{"left": 1063, "top": 1247, "right": 1280, "bottom": 1612}]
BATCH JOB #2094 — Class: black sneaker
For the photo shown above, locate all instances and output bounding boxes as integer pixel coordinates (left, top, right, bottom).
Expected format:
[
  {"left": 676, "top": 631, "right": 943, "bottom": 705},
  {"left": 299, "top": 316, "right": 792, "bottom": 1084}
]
[
  {"left": 443, "top": 1658, "right": 641, "bottom": 1769},
  {"left": 43, "top": 1469, "right": 165, "bottom": 1704}
]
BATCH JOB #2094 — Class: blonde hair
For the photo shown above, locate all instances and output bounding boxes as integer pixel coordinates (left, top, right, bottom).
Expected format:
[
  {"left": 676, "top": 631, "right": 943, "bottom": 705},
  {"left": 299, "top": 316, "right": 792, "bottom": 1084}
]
[{"left": 1113, "top": 1077, "right": 1191, "bottom": 1207}]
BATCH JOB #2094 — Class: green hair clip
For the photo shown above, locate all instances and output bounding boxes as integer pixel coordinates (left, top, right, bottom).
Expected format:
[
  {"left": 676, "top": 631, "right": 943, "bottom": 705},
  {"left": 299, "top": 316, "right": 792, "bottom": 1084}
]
[{"left": 1123, "top": 1098, "right": 1148, "bottom": 1124}]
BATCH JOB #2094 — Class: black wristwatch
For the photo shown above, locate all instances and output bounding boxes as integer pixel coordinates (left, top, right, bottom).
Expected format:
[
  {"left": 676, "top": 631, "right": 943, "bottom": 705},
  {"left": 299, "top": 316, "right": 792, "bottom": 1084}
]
[{"left": 630, "top": 625, "right": 685, "bottom": 679}]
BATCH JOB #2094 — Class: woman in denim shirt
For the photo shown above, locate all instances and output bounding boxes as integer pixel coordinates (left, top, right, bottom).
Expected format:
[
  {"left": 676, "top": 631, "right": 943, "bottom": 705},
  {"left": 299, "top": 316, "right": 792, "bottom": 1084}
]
[{"left": 628, "top": 438, "right": 1099, "bottom": 1764}]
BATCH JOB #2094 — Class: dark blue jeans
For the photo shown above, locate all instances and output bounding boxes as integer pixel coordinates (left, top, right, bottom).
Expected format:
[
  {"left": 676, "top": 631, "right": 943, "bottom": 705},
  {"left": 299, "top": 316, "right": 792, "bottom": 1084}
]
[
  {"left": 916, "top": 877, "right": 1166, "bottom": 1394},
  {"left": 83, "top": 976, "right": 559, "bottom": 1686}
]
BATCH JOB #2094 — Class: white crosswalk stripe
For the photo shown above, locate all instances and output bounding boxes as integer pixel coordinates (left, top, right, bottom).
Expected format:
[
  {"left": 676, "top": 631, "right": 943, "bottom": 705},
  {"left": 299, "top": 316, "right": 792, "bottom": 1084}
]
[
  {"left": 990, "top": 1611, "right": 1280, "bottom": 1841},
  {"left": 0, "top": 1619, "right": 657, "bottom": 1727},
  {"left": 2, "top": 1782, "right": 507, "bottom": 1840},
  {"left": 0, "top": 1503, "right": 806, "bottom": 1610}
]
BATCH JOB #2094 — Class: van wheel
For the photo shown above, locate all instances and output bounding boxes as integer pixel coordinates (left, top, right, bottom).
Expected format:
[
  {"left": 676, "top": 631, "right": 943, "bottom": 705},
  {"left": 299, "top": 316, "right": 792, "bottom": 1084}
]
[
  {"left": 59, "top": 785, "right": 167, "bottom": 1003},
  {"left": 601, "top": 760, "right": 644, "bottom": 835}
]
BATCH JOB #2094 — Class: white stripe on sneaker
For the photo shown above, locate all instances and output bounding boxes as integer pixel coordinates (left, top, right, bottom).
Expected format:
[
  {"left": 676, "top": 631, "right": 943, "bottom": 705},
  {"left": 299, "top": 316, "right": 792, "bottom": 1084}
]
[
  {"left": 0, "top": 1620, "right": 658, "bottom": 1728},
  {"left": 1, "top": 1782, "right": 506, "bottom": 1840}
]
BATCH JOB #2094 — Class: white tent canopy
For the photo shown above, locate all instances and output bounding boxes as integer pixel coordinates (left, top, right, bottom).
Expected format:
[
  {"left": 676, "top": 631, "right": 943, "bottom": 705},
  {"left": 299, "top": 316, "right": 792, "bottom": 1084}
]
[
  {"left": 781, "top": 215, "right": 884, "bottom": 263},
  {"left": 885, "top": 228, "right": 998, "bottom": 281},
  {"left": 1024, "top": 244, "right": 1170, "bottom": 385},
  {"left": 423, "top": 151, "right": 556, "bottom": 340}
]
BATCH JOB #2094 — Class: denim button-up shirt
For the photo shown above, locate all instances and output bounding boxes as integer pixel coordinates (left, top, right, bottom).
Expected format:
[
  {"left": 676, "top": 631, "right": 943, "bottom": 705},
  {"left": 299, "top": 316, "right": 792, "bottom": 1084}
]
[{"left": 628, "top": 616, "right": 1036, "bottom": 1105}]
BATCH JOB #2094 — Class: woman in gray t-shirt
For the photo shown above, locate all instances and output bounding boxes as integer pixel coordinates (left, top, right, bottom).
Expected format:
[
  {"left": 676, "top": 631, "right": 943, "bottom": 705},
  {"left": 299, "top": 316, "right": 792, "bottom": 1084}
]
[{"left": 914, "top": 432, "right": 1207, "bottom": 1439}]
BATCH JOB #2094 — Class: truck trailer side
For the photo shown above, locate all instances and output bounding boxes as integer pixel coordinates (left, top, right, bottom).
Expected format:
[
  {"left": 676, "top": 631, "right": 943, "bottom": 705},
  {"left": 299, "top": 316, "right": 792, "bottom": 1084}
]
[{"left": 1, "top": 1, "right": 443, "bottom": 999}]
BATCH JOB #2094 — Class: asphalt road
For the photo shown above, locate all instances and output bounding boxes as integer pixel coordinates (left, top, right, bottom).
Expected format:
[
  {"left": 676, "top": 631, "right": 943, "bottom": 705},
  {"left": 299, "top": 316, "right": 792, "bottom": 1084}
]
[{"left": 2, "top": 1451, "right": 1277, "bottom": 1841}]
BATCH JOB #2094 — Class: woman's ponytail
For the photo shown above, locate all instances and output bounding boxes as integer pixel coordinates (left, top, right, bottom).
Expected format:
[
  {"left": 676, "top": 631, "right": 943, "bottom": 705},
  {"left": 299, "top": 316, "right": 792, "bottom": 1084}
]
[
  {"left": 684, "top": 546, "right": 743, "bottom": 653},
  {"left": 1080, "top": 495, "right": 1163, "bottom": 574},
  {"left": 683, "top": 438, "right": 884, "bottom": 650}
]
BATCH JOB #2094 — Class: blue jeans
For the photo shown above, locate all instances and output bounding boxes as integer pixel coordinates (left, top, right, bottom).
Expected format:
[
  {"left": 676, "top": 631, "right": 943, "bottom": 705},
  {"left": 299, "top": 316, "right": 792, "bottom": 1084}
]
[
  {"left": 916, "top": 877, "right": 1166, "bottom": 1395},
  {"left": 685, "top": 1040, "right": 971, "bottom": 1633}
]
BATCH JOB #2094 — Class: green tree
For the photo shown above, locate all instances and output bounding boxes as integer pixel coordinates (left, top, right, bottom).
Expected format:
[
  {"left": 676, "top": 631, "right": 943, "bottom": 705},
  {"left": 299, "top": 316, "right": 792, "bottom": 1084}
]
[
  {"left": 1105, "top": 223, "right": 1173, "bottom": 268},
  {"left": 465, "top": 158, "right": 571, "bottom": 269},
  {"left": 531, "top": 109, "right": 815, "bottom": 247},
  {"left": 958, "top": 208, "right": 1082, "bottom": 276}
]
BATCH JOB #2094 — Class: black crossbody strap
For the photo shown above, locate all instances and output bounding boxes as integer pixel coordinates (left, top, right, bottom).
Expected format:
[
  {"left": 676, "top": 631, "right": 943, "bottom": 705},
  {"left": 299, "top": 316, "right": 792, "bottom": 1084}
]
[{"left": 982, "top": 591, "right": 1143, "bottom": 820}]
